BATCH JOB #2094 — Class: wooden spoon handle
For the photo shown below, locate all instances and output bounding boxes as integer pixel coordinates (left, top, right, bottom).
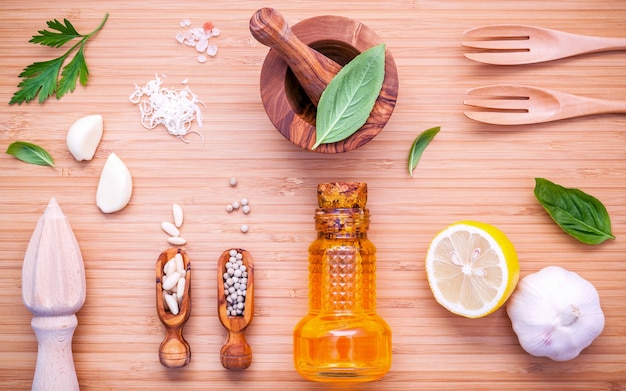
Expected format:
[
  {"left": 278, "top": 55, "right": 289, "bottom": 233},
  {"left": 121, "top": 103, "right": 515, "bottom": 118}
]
[
  {"left": 249, "top": 7, "right": 342, "bottom": 105},
  {"left": 562, "top": 32, "right": 626, "bottom": 56},
  {"left": 159, "top": 328, "right": 191, "bottom": 368},
  {"left": 220, "top": 330, "right": 252, "bottom": 370},
  {"left": 31, "top": 315, "right": 80, "bottom": 391}
]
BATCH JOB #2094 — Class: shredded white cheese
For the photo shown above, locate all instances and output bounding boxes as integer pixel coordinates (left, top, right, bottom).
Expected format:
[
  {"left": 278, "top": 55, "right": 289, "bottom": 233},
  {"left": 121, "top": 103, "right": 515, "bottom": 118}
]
[{"left": 129, "top": 74, "right": 205, "bottom": 143}]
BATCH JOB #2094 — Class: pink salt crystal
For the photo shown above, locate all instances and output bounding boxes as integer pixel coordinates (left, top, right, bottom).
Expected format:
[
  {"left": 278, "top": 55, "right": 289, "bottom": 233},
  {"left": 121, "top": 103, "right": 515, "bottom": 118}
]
[{"left": 207, "top": 44, "right": 218, "bottom": 57}]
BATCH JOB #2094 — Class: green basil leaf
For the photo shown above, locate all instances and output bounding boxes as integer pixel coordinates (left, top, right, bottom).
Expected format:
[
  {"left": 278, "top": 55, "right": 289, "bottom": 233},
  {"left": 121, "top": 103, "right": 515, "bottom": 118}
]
[
  {"left": 6, "top": 141, "right": 55, "bottom": 167},
  {"left": 312, "top": 43, "right": 386, "bottom": 149},
  {"left": 534, "top": 177, "right": 614, "bottom": 244},
  {"left": 408, "top": 126, "right": 440, "bottom": 177}
]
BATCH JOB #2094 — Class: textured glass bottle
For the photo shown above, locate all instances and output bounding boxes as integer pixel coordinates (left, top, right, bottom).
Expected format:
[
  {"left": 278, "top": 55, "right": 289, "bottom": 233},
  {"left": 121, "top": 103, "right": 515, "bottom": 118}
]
[{"left": 293, "top": 182, "right": 392, "bottom": 382}]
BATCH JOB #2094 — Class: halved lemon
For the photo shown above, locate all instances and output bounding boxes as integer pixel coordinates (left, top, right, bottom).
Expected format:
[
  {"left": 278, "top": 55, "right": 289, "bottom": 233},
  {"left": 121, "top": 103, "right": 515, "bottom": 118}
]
[{"left": 425, "top": 221, "right": 520, "bottom": 318}]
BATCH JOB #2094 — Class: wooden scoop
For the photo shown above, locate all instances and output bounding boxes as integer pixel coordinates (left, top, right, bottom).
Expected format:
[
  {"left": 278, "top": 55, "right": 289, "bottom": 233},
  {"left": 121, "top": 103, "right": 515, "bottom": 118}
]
[
  {"left": 250, "top": 7, "right": 342, "bottom": 106},
  {"left": 156, "top": 248, "right": 191, "bottom": 368},
  {"left": 217, "top": 248, "right": 254, "bottom": 370},
  {"left": 22, "top": 198, "right": 86, "bottom": 391}
]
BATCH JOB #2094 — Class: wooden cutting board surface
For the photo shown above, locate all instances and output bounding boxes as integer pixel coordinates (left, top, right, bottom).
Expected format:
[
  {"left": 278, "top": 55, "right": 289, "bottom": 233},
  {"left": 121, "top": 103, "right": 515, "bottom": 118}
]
[{"left": 1, "top": 1, "right": 625, "bottom": 389}]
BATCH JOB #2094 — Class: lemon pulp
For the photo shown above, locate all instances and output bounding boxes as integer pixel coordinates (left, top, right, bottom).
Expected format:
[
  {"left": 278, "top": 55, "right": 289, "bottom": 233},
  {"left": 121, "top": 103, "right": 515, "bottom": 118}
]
[{"left": 425, "top": 221, "right": 520, "bottom": 318}]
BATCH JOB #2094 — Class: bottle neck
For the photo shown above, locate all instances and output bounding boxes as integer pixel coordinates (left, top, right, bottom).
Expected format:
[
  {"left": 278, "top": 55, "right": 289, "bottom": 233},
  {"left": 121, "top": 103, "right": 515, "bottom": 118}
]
[{"left": 315, "top": 208, "right": 370, "bottom": 239}]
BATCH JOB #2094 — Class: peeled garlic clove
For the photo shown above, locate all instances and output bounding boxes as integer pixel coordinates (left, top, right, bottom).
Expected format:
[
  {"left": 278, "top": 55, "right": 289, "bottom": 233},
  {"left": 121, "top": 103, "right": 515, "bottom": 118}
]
[
  {"left": 96, "top": 153, "right": 133, "bottom": 213},
  {"left": 66, "top": 114, "right": 104, "bottom": 161}
]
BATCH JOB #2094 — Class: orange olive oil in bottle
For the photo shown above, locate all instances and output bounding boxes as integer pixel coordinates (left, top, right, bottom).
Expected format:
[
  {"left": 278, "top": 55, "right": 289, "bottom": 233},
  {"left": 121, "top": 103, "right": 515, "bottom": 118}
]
[{"left": 293, "top": 182, "right": 392, "bottom": 382}]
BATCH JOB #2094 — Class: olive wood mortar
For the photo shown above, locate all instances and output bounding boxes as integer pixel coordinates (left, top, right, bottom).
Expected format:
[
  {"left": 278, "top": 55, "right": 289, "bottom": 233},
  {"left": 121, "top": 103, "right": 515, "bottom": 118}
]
[
  {"left": 156, "top": 248, "right": 191, "bottom": 368},
  {"left": 250, "top": 7, "right": 399, "bottom": 153},
  {"left": 217, "top": 248, "right": 255, "bottom": 370}
]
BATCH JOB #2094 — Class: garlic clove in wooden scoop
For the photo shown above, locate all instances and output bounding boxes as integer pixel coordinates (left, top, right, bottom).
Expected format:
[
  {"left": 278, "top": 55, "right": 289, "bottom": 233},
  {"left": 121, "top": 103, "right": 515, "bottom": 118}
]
[
  {"left": 96, "top": 152, "right": 133, "bottom": 213},
  {"left": 66, "top": 114, "right": 104, "bottom": 161},
  {"left": 506, "top": 266, "right": 605, "bottom": 361}
]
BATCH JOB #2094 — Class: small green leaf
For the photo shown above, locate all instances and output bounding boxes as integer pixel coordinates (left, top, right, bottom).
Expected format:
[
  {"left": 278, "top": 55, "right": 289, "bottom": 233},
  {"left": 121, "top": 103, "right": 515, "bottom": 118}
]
[
  {"left": 29, "top": 18, "right": 82, "bottom": 48},
  {"left": 6, "top": 141, "right": 55, "bottom": 167},
  {"left": 312, "top": 43, "right": 386, "bottom": 149},
  {"left": 534, "top": 177, "right": 615, "bottom": 244},
  {"left": 57, "top": 45, "right": 89, "bottom": 97},
  {"left": 408, "top": 126, "right": 440, "bottom": 177},
  {"left": 10, "top": 57, "right": 64, "bottom": 104}
]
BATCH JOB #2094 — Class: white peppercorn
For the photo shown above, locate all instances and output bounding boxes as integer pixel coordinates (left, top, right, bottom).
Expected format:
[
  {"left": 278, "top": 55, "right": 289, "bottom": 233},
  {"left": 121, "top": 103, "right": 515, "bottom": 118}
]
[{"left": 222, "top": 249, "right": 248, "bottom": 316}]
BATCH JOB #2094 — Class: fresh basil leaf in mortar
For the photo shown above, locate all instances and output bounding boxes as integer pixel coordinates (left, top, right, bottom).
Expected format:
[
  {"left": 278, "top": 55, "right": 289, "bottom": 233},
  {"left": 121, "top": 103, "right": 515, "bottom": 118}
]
[
  {"left": 6, "top": 141, "right": 55, "bottom": 167},
  {"left": 408, "top": 126, "right": 440, "bottom": 176},
  {"left": 534, "top": 177, "right": 614, "bottom": 244},
  {"left": 312, "top": 43, "right": 386, "bottom": 149}
]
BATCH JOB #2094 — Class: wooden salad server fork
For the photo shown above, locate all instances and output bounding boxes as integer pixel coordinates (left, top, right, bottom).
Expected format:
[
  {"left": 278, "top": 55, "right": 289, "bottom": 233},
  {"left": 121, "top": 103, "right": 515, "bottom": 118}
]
[
  {"left": 217, "top": 248, "right": 254, "bottom": 370},
  {"left": 22, "top": 198, "right": 86, "bottom": 391},
  {"left": 463, "top": 25, "right": 626, "bottom": 65},
  {"left": 464, "top": 84, "right": 626, "bottom": 125}
]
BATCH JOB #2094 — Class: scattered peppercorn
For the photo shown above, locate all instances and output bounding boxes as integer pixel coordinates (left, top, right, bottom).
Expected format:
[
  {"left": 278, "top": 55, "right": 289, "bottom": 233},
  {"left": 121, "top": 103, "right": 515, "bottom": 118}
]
[{"left": 223, "top": 249, "right": 248, "bottom": 316}]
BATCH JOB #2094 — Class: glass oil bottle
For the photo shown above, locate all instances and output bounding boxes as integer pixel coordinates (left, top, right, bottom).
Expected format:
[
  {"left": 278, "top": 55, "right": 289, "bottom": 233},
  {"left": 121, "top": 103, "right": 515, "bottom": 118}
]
[{"left": 293, "top": 182, "right": 392, "bottom": 382}]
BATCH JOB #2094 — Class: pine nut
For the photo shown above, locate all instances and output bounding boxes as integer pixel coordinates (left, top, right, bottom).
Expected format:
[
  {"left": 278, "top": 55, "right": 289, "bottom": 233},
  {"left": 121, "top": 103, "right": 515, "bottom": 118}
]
[
  {"left": 164, "top": 293, "right": 179, "bottom": 315},
  {"left": 161, "top": 221, "right": 180, "bottom": 237},
  {"left": 168, "top": 236, "right": 187, "bottom": 246},
  {"left": 162, "top": 271, "right": 181, "bottom": 290},
  {"left": 172, "top": 203, "right": 184, "bottom": 228},
  {"left": 164, "top": 258, "right": 177, "bottom": 275},
  {"left": 176, "top": 278, "right": 186, "bottom": 301},
  {"left": 174, "top": 253, "right": 184, "bottom": 271}
]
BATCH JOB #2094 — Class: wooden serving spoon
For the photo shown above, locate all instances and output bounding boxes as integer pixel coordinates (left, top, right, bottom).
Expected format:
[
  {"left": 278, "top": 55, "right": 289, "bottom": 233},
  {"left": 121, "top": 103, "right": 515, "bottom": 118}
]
[
  {"left": 464, "top": 84, "right": 626, "bottom": 125},
  {"left": 217, "top": 248, "right": 254, "bottom": 370},
  {"left": 156, "top": 248, "right": 191, "bottom": 368},
  {"left": 463, "top": 24, "right": 626, "bottom": 65}
]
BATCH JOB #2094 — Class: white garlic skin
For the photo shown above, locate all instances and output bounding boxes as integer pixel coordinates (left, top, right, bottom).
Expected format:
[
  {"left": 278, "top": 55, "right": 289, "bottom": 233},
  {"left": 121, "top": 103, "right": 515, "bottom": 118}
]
[{"left": 507, "top": 266, "right": 605, "bottom": 361}]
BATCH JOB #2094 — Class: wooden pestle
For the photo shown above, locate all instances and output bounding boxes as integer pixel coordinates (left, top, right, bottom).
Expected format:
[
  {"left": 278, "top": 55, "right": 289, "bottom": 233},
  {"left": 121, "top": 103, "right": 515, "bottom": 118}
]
[
  {"left": 249, "top": 7, "right": 343, "bottom": 106},
  {"left": 217, "top": 249, "right": 254, "bottom": 370},
  {"left": 22, "top": 198, "right": 86, "bottom": 391},
  {"left": 156, "top": 248, "right": 191, "bottom": 368}
]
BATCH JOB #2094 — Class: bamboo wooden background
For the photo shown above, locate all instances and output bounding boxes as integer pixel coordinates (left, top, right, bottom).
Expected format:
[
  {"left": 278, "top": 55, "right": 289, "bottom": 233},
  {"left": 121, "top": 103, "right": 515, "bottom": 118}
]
[{"left": 1, "top": 1, "right": 625, "bottom": 390}]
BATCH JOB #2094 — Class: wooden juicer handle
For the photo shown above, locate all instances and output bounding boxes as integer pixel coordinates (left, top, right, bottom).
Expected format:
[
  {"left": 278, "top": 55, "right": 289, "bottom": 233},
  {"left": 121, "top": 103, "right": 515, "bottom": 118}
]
[
  {"left": 217, "top": 249, "right": 255, "bottom": 370},
  {"left": 249, "top": 7, "right": 342, "bottom": 105},
  {"left": 22, "top": 198, "right": 86, "bottom": 391}
]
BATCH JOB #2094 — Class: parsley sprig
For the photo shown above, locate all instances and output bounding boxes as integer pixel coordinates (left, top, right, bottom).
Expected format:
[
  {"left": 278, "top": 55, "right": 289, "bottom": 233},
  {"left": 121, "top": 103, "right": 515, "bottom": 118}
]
[{"left": 9, "top": 13, "right": 109, "bottom": 105}]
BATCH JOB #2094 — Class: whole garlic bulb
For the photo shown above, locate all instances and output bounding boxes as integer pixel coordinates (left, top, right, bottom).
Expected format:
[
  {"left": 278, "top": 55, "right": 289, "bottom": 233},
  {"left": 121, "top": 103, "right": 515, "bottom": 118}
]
[{"left": 506, "top": 266, "right": 605, "bottom": 361}]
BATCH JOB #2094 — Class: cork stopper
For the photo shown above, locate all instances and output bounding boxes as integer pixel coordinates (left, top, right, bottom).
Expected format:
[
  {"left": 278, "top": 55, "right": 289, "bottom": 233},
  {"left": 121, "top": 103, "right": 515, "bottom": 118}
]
[{"left": 317, "top": 182, "right": 367, "bottom": 209}]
